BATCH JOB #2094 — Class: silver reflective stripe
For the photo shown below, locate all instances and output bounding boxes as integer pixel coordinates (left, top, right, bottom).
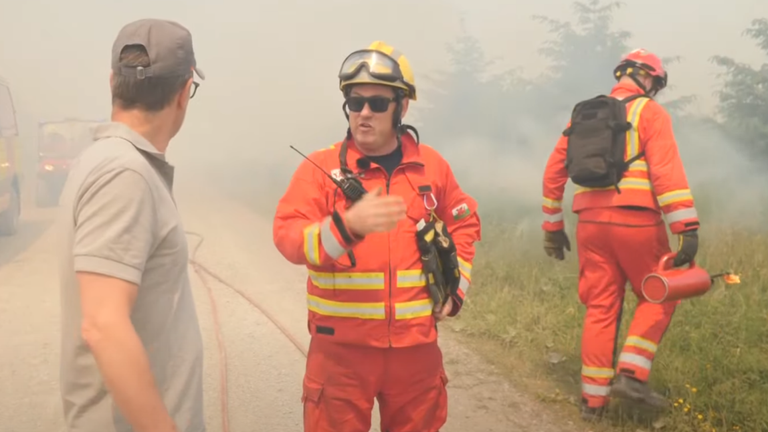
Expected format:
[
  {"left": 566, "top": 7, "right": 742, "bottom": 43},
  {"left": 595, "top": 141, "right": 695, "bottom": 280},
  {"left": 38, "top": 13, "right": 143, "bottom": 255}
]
[
  {"left": 665, "top": 207, "right": 698, "bottom": 224},
  {"left": 308, "top": 271, "right": 385, "bottom": 290},
  {"left": 307, "top": 295, "right": 386, "bottom": 319},
  {"left": 544, "top": 212, "right": 563, "bottom": 223},
  {"left": 582, "top": 383, "right": 611, "bottom": 397},
  {"left": 395, "top": 299, "right": 433, "bottom": 319},
  {"left": 319, "top": 217, "right": 347, "bottom": 260},
  {"left": 397, "top": 270, "right": 426, "bottom": 288},
  {"left": 624, "top": 336, "right": 658, "bottom": 354},
  {"left": 459, "top": 275, "right": 470, "bottom": 295},
  {"left": 618, "top": 352, "right": 653, "bottom": 371}
]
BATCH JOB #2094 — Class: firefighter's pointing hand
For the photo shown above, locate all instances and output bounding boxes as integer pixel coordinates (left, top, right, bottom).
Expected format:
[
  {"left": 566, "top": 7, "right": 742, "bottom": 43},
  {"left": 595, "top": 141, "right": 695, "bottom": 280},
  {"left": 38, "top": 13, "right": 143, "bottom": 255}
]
[{"left": 344, "top": 187, "right": 407, "bottom": 236}]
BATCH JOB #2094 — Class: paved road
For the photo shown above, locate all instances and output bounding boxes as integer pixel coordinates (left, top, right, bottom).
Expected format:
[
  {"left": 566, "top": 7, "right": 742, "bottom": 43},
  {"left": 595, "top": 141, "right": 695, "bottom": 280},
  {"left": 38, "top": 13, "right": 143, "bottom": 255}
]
[{"left": 0, "top": 179, "right": 583, "bottom": 432}]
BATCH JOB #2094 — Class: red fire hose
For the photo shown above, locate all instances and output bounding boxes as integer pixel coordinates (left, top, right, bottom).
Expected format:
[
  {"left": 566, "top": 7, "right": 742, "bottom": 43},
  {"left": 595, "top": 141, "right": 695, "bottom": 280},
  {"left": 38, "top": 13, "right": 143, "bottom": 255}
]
[{"left": 186, "top": 231, "right": 309, "bottom": 432}]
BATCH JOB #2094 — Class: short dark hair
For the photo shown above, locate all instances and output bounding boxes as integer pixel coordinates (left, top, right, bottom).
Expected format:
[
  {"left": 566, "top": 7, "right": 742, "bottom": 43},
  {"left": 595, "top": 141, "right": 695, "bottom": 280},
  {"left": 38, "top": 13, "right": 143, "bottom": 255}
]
[{"left": 111, "top": 44, "right": 192, "bottom": 112}]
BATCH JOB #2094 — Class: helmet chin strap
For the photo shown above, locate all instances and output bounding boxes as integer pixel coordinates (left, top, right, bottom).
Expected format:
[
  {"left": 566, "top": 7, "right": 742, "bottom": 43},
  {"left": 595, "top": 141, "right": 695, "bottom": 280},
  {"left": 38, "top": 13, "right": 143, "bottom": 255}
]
[{"left": 625, "top": 72, "right": 659, "bottom": 97}]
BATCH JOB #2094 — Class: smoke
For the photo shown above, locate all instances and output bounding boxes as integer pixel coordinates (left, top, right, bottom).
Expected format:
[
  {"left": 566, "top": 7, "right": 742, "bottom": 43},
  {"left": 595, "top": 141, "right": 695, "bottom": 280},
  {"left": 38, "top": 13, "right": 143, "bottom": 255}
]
[{"left": 1, "top": 0, "right": 766, "bottom": 232}]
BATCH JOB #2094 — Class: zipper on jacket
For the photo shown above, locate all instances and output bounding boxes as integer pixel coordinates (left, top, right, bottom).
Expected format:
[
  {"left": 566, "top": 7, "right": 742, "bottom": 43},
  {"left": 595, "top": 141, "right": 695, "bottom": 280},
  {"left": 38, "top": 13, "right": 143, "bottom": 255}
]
[{"left": 383, "top": 161, "right": 422, "bottom": 347}]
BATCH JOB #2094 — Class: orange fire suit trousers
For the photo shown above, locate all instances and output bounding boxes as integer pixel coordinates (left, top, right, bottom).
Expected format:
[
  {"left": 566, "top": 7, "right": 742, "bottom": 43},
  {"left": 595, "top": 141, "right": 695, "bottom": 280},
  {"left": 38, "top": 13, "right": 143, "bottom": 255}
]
[
  {"left": 576, "top": 207, "right": 679, "bottom": 408},
  {"left": 301, "top": 336, "right": 449, "bottom": 432}
]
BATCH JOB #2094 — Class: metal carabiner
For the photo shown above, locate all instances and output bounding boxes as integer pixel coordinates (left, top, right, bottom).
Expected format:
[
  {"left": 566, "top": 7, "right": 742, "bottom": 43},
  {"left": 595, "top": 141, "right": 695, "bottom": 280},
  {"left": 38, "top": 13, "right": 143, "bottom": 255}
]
[{"left": 423, "top": 193, "right": 437, "bottom": 211}]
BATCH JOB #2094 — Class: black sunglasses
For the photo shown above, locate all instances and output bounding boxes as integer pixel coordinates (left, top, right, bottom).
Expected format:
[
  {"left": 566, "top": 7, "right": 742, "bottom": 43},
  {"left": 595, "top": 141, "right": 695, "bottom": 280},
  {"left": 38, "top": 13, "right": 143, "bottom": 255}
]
[{"left": 346, "top": 96, "right": 395, "bottom": 113}]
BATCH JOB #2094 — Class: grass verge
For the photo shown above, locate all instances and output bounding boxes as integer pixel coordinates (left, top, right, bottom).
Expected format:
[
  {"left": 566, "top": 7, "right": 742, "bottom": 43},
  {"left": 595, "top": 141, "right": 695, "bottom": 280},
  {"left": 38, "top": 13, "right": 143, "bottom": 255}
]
[
  {"left": 225, "top": 175, "right": 767, "bottom": 431},
  {"left": 447, "top": 205, "right": 768, "bottom": 432}
]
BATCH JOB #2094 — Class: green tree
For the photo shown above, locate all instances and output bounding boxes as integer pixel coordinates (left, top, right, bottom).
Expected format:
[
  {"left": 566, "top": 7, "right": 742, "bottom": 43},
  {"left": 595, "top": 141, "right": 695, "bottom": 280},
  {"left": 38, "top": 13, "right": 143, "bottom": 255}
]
[
  {"left": 416, "top": 0, "right": 695, "bottom": 154},
  {"left": 415, "top": 22, "right": 529, "bottom": 149},
  {"left": 710, "top": 18, "right": 768, "bottom": 158},
  {"left": 533, "top": 0, "right": 695, "bottom": 121},
  {"left": 533, "top": 0, "right": 632, "bottom": 109}
]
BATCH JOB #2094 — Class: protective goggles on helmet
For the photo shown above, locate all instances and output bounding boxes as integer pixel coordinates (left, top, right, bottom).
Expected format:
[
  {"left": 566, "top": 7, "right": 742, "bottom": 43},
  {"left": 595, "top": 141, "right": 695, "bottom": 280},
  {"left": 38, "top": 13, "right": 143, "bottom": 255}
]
[
  {"left": 338, "top": 49, "right": 405, "bottom": 84},
  {"left": 615, "top": 60, "right": 668, "bottom": 90}
]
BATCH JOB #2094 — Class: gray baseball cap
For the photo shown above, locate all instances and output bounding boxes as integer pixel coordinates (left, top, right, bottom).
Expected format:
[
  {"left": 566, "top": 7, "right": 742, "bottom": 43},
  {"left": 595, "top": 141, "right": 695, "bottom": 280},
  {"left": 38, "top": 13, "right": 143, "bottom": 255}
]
[{"left": 112, "top": 18, "right": 205, "bottom": 80}]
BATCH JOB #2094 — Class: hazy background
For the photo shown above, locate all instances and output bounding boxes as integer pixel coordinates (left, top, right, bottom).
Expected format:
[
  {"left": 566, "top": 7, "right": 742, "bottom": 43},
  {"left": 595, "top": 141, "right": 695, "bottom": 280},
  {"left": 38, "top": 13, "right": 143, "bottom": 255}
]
[{"left": 2, "top": 0, "right": 767, "bottom": 228}]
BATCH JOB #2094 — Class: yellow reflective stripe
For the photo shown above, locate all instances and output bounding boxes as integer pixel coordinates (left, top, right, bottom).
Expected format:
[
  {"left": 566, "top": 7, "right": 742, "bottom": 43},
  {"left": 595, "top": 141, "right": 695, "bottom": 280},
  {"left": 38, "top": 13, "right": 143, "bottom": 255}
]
[
  {"left": 657, "top": 189, "right": 694, "bottom": 206},
  {"left": 582, "top": 366, "right": 615, "bottom": 379},
  {"left": 395, "top": 299, "right": 434, "bottom": 319},
  {"left": 624, "top": 336, "right": 658, "bottom": 354},
  {"left": 308, "top": 270, "right": 385, "bottom": 290},
  {"left": 307, "top": 294, "right": 385, "bottom": 319},
  {"left": 397, "top": 270, "right": 425, "bottom": 288},
  {"left": 458, "top": 257, "right": 472, "bottom": 271},
  {"left": 625, "top": 97, "right": 650, "bottom": 159},
  {"left": 575, "top": 177, "right": 652, "bottom": 193},
  {"left": 458, "top": 257, "right": 472, "bottom": 282},
  {"left": 303, "top": 223, "right": 321, "bottom": 266},
  {"left": 542, "top": 197, "right": 562, "bottom": 209}
]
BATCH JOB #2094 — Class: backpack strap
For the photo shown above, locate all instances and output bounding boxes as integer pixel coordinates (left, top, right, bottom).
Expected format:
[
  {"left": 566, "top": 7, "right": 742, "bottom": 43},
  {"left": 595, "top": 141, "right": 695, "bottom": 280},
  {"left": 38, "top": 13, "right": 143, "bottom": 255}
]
[{"left": 618, "top": 93, "right": 649, "bottom": 105}]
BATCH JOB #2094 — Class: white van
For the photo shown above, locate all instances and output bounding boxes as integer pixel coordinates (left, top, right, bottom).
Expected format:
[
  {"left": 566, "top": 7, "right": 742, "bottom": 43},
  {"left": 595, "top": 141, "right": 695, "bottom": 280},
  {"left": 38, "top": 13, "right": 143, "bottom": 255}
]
[{"left": 0, "top": 76, "right": 21, "bottom": 235}]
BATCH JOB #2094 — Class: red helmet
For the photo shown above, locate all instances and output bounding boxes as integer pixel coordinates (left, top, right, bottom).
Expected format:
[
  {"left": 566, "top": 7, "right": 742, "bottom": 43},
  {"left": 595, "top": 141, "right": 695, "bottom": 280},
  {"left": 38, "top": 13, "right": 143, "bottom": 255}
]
[{"left": 614, "top": 48, "right": 668, "bottom": 91}]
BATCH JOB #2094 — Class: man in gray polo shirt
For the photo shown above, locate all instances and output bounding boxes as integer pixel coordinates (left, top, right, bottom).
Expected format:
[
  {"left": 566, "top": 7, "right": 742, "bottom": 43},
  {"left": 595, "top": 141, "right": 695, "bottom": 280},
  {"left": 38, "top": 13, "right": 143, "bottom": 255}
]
[{"left": 57, "top": 18, "right": 206, "bottom": 432}]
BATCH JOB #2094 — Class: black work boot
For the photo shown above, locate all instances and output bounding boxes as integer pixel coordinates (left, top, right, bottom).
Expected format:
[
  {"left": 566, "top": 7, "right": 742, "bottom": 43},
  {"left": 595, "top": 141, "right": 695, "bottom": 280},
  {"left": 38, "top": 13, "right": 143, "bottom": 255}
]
[
  {"left": 580, "top": 403, "right": 607, "bottom": 422},
  {"left": 610, "top": 374, "right": 668, "bottom": 408}
]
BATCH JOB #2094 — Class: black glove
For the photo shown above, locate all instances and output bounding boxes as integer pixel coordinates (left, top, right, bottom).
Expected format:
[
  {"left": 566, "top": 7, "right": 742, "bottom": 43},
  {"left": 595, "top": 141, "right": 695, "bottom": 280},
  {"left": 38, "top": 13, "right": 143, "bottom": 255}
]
[
  {"left": 673, "top": 230, "right": 698, "bottom": 267},
  {"left": 544, "top": 230, "right": 571, "bottom": 261}
]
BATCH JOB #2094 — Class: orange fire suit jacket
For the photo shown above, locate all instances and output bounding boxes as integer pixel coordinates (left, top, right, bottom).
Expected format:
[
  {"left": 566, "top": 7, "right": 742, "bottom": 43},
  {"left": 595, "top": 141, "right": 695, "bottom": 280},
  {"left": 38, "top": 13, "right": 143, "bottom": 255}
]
[
  {"left": 542, "top": 81, "right": 700, "bottom": 235},
  {"left": 273, "top": 132, "right": 482, "bottom": 348}
]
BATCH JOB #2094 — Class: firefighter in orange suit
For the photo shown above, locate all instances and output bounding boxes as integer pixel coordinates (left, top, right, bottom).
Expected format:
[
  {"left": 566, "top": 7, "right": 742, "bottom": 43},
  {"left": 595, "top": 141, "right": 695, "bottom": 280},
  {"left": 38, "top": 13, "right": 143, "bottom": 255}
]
[
  {"left": 273, "top": 41, "right": 482, "bottom": 432},
  {"left": 541, "top": 48, "right": 700, "bottom": 420}
]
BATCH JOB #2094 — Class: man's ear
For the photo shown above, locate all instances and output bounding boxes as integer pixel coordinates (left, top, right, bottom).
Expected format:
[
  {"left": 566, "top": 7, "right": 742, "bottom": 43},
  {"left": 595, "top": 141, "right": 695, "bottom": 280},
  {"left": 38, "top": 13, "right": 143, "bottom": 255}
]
[
  {"left": 109, "top": 71, "right": 114, "bottom": 88},
  {"left": 177, "top": 77, "right": 193, "bottom": 108},
  {"left": 400, "top": 98, "right": 410, "bottom": 119}
]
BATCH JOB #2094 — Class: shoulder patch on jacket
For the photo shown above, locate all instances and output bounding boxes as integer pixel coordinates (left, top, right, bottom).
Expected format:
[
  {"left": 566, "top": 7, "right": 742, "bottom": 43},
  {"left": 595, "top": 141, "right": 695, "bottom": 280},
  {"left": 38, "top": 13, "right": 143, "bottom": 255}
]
[{"left": 451, "top": 203, "right": 471, "bottom": 221}]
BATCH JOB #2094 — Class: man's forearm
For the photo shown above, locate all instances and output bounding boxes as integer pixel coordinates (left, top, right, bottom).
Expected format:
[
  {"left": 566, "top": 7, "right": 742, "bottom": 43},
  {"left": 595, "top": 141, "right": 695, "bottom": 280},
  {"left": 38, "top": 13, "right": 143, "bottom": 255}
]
[{"left": 85, "top": 321, "right": 177, "bottom": 432}]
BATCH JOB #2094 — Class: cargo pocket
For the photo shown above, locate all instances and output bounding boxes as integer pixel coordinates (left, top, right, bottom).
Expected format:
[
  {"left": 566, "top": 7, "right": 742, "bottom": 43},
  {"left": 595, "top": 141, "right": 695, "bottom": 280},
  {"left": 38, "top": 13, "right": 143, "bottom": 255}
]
[
  {"left": 438, "top": 370, "right": 449, "bottom": 404},
  {"left": 439, "top": 370, "right": 449, "bottom": 388},
  {"left": 429, "top": 371, "right": 450, "bottom": 431},
  {"left": 301, "top": 375, "right": 325, "bottom": 432}
]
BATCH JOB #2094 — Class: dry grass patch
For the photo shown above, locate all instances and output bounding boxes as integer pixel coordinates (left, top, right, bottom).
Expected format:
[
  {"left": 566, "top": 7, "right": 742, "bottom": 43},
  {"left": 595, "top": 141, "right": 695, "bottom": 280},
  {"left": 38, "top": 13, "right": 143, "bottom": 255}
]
[{"left": 448, "top": 206, "right": 767, "bottom": 431}]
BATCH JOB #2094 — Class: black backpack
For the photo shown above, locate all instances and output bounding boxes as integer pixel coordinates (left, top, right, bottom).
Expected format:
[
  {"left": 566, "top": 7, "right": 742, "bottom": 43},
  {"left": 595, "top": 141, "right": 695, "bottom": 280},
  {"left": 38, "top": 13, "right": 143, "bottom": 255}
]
[{"left": 562, "top": 94, "right": 649, "bottom": 194}]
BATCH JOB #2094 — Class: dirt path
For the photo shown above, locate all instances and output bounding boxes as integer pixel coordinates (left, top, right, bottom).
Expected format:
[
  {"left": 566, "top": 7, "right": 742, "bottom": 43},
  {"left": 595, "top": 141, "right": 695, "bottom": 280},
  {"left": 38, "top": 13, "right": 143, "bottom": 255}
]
[
  {"left": 0, "top": 180, "right": 585, "bottom": 432},
  {"left": 174, "top": 182, "right": 584, "bottom": 432}
]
